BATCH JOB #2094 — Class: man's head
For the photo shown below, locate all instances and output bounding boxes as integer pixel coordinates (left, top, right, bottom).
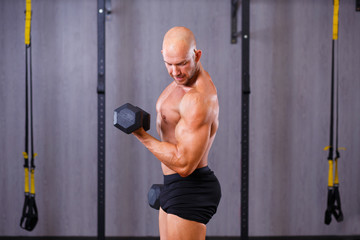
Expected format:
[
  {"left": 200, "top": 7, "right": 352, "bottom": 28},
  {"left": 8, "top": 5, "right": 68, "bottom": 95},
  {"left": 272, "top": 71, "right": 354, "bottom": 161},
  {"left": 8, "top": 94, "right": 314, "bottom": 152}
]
[{"left": 162, "top": 26, "right": 202, "bottom": 86}]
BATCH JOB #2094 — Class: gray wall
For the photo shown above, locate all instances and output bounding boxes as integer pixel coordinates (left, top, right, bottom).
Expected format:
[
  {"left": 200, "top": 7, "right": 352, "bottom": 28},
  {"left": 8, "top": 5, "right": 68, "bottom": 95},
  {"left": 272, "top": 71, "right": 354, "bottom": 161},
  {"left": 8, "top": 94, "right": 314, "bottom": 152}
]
[{"left": 0, "top": 0, "right": 359, "bottom": 237}]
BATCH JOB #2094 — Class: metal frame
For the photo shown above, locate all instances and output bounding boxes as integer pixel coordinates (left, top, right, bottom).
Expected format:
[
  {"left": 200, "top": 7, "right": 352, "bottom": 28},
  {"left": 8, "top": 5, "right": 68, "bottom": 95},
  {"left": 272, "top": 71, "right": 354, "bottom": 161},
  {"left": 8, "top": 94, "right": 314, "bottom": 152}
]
[
  {"left": 97, "top": 0, "right": 106, "bottom": 239},
  {"left": 240, "top": 0, "right": 250, "bottom": 240},
  {"left": 96, "top": 1, "right": 250, "bottom": 239}
]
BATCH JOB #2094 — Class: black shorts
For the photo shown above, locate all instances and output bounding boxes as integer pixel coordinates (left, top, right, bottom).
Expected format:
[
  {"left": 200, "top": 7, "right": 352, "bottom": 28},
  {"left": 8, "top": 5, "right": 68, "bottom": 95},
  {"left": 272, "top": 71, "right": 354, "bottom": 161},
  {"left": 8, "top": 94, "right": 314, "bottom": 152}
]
[{"left": 159, "top": 166, "right": 221, "bottom": 225}]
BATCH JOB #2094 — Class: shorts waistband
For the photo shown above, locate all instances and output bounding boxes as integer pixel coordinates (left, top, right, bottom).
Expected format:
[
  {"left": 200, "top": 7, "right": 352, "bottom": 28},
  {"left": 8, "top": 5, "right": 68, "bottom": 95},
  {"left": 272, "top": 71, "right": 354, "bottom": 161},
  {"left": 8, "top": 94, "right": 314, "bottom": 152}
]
[{"left": 163, "top": 166, "right": 212, "bottom": 184}]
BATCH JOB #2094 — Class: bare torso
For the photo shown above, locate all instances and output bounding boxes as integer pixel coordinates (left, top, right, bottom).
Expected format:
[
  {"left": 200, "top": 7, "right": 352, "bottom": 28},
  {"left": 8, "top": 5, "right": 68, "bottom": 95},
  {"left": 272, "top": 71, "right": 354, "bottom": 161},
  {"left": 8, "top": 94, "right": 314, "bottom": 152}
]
[{"left": 156, "top": 69, "right": 219, "bottom": 175}]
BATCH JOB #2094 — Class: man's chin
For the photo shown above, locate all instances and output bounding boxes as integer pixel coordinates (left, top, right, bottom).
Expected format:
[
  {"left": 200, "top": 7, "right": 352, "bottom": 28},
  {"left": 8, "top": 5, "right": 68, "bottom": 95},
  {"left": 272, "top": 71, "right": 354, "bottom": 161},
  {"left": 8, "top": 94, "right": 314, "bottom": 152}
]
[{"left": 173, "top": 77, "right": 187, "bottom": 84}]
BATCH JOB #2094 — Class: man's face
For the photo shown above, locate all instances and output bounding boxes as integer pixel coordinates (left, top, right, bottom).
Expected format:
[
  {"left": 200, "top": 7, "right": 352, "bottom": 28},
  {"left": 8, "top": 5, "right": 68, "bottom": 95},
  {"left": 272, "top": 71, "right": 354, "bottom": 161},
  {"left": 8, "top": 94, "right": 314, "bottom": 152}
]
[{"left": 162, "top": 48, "right": 197, "bottom": 86}]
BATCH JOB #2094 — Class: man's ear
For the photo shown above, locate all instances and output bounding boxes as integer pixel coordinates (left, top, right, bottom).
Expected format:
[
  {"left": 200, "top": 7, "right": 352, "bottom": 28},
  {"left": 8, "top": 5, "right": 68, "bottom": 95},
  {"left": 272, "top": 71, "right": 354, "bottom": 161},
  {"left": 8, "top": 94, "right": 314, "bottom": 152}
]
[{"left": 194, "top": 49, "right": 202, "bottom": 62}]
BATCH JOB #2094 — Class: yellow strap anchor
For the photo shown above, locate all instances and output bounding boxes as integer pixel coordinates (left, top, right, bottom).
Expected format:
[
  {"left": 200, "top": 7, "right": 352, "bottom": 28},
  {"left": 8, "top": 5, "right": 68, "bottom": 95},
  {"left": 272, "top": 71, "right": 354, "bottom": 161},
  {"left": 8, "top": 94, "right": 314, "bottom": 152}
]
[
  {"left": 25, "top": 0, "right": 32, "bottom": 45},
  {"left": 332, "top": 0, "right": 339, "bottom": 40}
]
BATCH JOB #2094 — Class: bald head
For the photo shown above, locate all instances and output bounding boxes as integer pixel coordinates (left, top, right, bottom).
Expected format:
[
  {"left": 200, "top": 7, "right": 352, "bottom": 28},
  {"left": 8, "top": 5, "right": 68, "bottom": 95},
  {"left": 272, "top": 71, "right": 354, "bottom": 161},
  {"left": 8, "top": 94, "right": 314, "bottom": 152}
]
[
  {"left": 162, "top": 27, "right": 197, "bottom": 58},
  {"left": 161, "top": 27, "right": 202, "bottom": 85}
]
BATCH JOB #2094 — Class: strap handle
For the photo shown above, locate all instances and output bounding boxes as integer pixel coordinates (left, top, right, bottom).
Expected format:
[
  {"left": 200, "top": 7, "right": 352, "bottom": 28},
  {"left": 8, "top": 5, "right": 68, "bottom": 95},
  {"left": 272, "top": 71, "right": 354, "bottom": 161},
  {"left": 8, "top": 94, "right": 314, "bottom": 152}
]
[{"left": 20, "top": 195, "right": 38, "bottom": 231}]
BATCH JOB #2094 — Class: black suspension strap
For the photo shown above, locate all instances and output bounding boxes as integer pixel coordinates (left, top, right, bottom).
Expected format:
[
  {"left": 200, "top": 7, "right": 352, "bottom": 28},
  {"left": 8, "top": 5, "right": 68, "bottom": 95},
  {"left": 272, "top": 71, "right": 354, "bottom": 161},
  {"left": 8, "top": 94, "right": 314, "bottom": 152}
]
[
  {"left": 240, "top": 0, "right": 250, "bottom": 239},
  {"left": 97, "top": 0, "right": 106, "bottom": 239},
  {"left": 20, "top": 0, "right": 38, "bottom": 231},
  {"left": 332, "top": 39, "right": 344, "bottom": 221},
  {"left": 324, "top": 0, "right": 344, "bottom": 225}
]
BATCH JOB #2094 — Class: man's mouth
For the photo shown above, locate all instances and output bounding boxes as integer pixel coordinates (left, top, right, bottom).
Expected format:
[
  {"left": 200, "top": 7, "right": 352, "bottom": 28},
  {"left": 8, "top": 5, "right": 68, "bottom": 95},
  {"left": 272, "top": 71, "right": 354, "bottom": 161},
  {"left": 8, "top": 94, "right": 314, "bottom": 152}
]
[{"left": 174, "top": 75, "right": 184, "bottom": 81}]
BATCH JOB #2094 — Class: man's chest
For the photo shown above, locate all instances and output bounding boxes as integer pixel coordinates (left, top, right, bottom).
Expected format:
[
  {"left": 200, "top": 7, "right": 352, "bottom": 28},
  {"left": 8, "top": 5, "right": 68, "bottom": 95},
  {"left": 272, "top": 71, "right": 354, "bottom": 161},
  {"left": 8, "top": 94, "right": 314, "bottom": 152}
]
[{"left": 157, "top": 85, "right": 187, "bottom": 124}]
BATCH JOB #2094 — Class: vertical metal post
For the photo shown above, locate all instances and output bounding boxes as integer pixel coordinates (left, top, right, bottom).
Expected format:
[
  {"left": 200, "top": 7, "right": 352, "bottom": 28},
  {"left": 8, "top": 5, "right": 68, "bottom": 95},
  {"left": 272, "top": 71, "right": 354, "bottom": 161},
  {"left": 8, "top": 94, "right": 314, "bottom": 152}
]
[
  {"left": 241, "top": 0, "right": 250, "bottom": 240},
  {"left": 97, "top": 0, "right": 106, "bottom": 239}
]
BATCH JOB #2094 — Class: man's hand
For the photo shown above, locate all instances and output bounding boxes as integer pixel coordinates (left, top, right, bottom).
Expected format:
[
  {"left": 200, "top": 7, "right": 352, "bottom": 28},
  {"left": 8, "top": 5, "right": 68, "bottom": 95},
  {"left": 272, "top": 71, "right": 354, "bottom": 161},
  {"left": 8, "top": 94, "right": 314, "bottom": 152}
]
[{"left": 132, "top": 127, "right": 146, "bottom": 137}]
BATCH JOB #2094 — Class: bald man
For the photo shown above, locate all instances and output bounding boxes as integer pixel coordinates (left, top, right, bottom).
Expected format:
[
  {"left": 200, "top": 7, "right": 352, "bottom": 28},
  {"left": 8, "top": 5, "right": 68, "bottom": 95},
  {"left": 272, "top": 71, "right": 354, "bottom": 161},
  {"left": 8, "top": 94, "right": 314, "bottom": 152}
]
[{"left": 133, "top": 26, "right": 221, "bottom": 239}]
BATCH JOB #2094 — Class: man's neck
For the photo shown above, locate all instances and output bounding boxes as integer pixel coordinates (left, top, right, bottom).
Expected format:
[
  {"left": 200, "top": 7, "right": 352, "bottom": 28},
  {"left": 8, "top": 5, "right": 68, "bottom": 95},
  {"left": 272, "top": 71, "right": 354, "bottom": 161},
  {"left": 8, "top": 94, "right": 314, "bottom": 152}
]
[{"left": 184, "top": 63, "right": 202, "bottom": 88}]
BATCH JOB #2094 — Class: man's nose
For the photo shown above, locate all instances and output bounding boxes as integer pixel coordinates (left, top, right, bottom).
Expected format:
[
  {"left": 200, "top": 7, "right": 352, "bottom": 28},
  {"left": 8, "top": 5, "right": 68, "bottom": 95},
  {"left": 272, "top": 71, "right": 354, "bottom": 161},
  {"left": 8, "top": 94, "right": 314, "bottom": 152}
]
[{"left": 172, "top": 65, "right": 180, "bottom": 75}]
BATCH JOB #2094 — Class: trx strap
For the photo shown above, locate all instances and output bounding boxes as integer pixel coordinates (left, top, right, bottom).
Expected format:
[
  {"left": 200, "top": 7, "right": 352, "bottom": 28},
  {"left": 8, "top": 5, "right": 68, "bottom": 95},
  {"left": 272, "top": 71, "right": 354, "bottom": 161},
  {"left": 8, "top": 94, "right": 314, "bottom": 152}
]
[
  {"left": 324, "top": 0, "right": 344, "bottom": 225},
  {"left": 20, "top": 0, "right": 38, "bottom": 231}
]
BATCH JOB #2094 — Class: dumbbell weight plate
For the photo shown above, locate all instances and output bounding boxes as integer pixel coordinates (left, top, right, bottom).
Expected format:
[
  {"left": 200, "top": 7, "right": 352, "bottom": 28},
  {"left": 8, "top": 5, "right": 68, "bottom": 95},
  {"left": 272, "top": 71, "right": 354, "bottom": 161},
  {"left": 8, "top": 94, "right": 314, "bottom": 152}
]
[
  {"left": 113, "top": 103, "right": 143, "bottom": 134},
  {"left": 148, "top": 184, "right": 163, "bottom": 210}
]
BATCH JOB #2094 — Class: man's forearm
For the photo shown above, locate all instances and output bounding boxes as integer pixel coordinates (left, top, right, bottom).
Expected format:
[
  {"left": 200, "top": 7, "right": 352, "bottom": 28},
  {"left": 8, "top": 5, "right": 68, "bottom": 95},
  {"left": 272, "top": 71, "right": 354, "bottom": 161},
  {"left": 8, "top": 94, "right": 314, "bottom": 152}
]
[{"left": 132, "top": 129, "right": 188, "bottom": 174}]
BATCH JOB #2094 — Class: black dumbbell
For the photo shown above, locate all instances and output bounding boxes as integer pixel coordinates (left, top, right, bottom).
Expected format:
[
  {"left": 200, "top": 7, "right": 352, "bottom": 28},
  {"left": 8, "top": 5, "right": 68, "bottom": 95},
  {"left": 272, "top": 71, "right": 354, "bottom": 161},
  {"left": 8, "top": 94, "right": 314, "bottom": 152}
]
[
  {"left": 148, "top": 184, "right": 163, "bottom": 210},
  {"left": 113, "top": 103, "right": 150, "bottom": 134}
]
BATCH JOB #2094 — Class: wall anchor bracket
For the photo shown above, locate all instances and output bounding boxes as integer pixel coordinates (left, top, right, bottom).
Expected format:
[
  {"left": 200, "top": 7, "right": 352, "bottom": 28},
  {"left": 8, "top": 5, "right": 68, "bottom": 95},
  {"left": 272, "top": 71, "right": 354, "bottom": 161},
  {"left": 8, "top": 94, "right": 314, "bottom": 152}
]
[{"left": 231, "top": 0, "right": 241, "bottom": 44}]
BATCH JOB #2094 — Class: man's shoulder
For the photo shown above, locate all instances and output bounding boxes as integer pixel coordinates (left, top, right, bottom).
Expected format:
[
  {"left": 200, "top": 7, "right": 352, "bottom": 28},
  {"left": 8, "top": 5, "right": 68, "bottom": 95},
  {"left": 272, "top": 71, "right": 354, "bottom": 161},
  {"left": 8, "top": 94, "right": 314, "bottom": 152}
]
[
  {"left": 182, "top": 89, "right": 204, "bottom": 104},
  {"left": 180, "top": 90, "right": 213, "bottom": 115},
  {"left": 161, "top": 81, "right": 177, "bottom": 94},
  {"left": 180, "top": 77, "right": 219, "bottom": 117},
  {"left": 183, "top": 78, "right": 217, "bottom": 105},
  {"left": 156, "top": 82, "right": 176, "bottom": 104}
]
